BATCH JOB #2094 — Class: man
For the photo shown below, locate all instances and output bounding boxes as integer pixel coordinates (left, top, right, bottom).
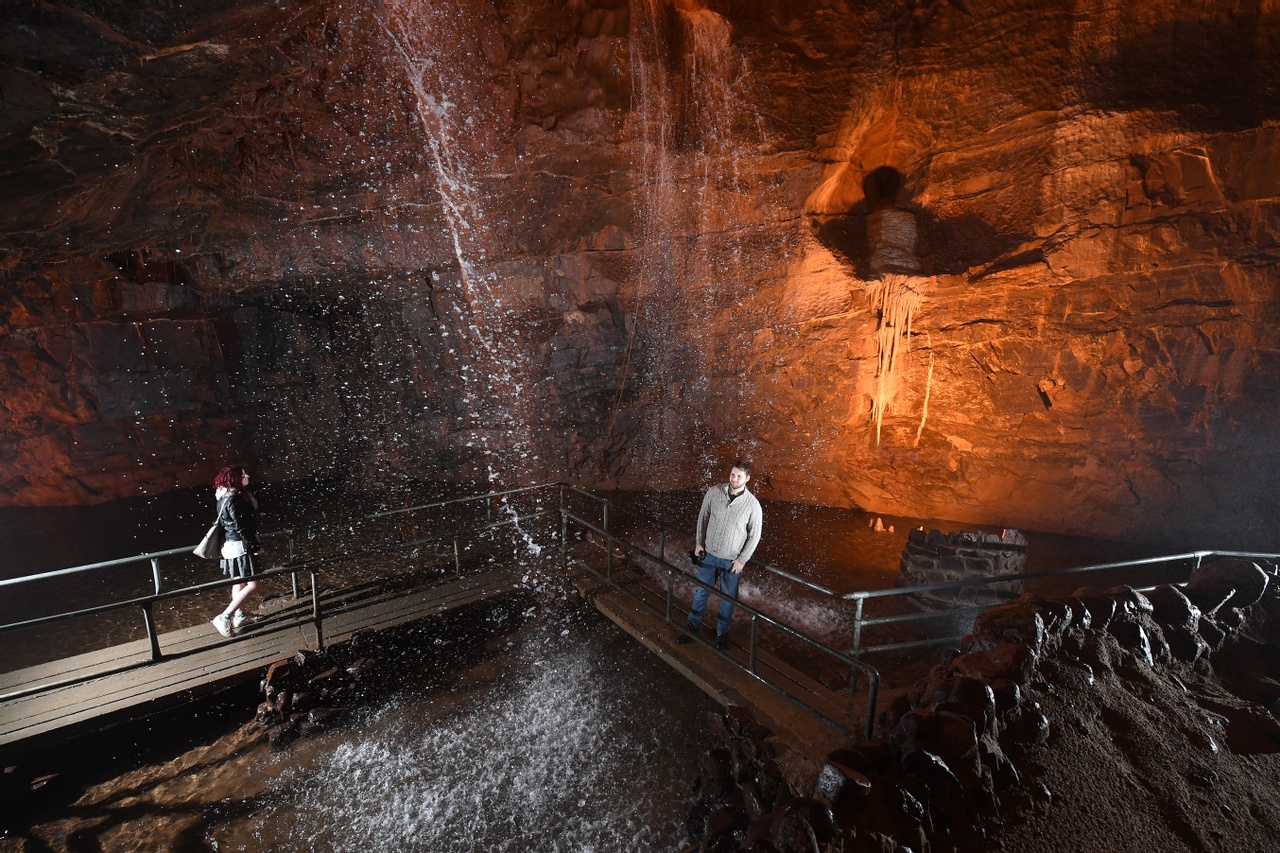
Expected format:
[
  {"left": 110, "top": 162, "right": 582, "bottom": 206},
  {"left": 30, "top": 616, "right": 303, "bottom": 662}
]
[{"left": 678, "top": 459, "right": 763, "bottom": 650}]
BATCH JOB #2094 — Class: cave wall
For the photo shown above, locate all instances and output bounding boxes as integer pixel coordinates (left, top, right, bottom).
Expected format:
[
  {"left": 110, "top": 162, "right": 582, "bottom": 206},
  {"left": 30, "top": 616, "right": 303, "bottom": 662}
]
[{"left": 2, "top": 0, "right": 1279, "bottom": 547}]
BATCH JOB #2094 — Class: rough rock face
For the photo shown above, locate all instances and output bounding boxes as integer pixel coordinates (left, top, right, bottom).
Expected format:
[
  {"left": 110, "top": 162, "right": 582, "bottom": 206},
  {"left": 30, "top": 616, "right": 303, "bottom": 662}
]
[
  {"left": 2, "top": 1, "right": 1279, "bottom": 546},
  {"left": 684, "top": 559, "right": 1280, "bottom": 852}
]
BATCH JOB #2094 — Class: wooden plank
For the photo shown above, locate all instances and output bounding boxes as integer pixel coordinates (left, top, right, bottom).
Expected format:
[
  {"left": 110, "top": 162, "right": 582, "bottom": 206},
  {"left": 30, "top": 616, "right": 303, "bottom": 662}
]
[{"left": 0, "top": 568, "right": 521, "bottom": 749}]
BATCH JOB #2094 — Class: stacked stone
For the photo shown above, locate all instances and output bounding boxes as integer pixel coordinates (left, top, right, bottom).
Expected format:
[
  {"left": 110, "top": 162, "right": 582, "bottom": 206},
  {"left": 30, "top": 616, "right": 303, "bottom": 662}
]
[
  {"left": 255, "top": 633, "right": 381, "bottom": 748},
  {"left": 898, "top": 528, "right": 1028, "bottom": 606},
  {"left": 687, "top": 557, "right": 1275, "bottom": 852}
]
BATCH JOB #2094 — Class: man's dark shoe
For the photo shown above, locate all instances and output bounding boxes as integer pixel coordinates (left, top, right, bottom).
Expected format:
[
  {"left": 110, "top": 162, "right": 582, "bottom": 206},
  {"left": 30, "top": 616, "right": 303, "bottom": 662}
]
[
  {"left": 676, "top": 628, "right": 696, "bottom": 644},
  {"left": 714, "top": 634, "right": 729, "bottom": 650}
]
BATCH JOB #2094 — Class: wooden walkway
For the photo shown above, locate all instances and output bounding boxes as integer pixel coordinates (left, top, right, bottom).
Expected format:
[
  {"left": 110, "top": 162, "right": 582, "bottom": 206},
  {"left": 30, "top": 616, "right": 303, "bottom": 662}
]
[{"left": 0, "top": 568, "right": 523, "bottom": 751}]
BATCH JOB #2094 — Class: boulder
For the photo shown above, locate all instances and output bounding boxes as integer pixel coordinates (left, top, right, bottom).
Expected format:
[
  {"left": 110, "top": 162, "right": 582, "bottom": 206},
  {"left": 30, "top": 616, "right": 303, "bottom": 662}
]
[
  {"left": 1145, "top": 584, "right": 1202, "bottom": 631},
  {"left": 972, "top": 603, "right": 1046, "bottom": 652},
  {"left": 1185, "top": 558, "right": 1270, "bottom": 612},
  {"left": 953, "top": 643, "right": 1036, "bottom": 685}
]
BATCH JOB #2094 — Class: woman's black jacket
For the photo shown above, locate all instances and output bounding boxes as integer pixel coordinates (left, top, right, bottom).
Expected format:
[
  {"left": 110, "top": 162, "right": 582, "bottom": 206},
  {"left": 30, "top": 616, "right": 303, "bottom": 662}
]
[{"left": 218, "top": 492, "right": 261, "bottom": 552}]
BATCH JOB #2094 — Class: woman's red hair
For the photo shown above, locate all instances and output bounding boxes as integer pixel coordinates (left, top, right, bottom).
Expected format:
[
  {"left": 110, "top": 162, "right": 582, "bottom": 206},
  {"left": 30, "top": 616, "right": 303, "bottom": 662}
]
[{"left": 213, "top": 465, "right": 248, "bottom": 492}]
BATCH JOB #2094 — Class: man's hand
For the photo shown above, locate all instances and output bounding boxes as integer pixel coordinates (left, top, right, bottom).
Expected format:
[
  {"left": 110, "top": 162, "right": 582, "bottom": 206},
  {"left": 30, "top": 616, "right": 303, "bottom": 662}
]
[
  {"left": 695, "top": 546, "right": 705, "bottom": 558},
  {"left": 731, "top": 560, "right": 744, "bottom": 574}
]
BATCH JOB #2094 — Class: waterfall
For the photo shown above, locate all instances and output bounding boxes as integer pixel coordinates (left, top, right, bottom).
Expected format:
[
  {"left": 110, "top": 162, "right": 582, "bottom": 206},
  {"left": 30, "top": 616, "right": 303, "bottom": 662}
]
[
  {"left": 623, "top": 0, "right": 769, "bottom": 477},
  {"left": 374, "top": 0, "right": 539, "bottom": 495}
]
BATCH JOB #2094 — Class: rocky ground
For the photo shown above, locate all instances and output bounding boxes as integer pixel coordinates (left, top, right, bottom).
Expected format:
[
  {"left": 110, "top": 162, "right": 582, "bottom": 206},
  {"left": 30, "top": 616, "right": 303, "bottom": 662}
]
[{"left": 685, "top": 557, "right": 1280, "bottom": 852}]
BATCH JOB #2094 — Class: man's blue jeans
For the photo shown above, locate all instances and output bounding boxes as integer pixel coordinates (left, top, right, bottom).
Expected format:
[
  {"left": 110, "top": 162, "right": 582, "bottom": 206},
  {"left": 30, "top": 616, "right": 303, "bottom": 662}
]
[{"left": 687, "top": 553, "right": 740, "bottom": 637}]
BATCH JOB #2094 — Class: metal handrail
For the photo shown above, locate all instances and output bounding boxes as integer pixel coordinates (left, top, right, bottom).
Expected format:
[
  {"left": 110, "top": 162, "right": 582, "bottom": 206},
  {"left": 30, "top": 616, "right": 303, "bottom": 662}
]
[
  {"left": 558, "top": 483, "right": 844, "bottom": 599},
  {"left": 560, "top": 505, "right": 881, "bottom": 739},
  {"left": 0, "top": 528, "right": 296, "bottom": 595},
  {"left": 0, "top": 504, "right": 557, "bottom": 703},
  {"left": 843, "top": 547, "right": 1280, "bottom": 659}
]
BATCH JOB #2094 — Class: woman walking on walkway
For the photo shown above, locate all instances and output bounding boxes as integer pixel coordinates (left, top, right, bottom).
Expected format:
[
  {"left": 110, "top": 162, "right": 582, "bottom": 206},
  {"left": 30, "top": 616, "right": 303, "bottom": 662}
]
[{"left": 210, "top": 465, "right": 263, "bottom": 637}]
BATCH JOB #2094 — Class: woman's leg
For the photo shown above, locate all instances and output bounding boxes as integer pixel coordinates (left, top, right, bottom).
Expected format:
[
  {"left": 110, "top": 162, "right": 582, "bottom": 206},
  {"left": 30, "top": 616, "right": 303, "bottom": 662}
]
[{"left": 224, "top": 580, "right": 261, "bottom": 616}]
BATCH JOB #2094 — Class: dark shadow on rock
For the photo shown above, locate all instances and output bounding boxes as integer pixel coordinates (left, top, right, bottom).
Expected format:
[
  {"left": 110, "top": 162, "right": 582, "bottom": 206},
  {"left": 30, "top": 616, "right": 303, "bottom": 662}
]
[{"left": 1080, "top": 13, "right": 1280, "bottom": 133}]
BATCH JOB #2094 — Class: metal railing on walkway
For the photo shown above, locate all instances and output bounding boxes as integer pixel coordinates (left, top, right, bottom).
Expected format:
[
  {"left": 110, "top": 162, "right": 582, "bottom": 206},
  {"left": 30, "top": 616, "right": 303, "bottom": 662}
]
[
  {"left": 10, "top": 480, "right": 1271, "bottom": 741},
  {"left": 557, "top": 485, "right": 881, "bottom": 739},
  {"left": 842, "top": 548, "right": 1280, "bottom": 663},
  {"left": 0, "top": 488, "right": 559, "bottom": 701}
]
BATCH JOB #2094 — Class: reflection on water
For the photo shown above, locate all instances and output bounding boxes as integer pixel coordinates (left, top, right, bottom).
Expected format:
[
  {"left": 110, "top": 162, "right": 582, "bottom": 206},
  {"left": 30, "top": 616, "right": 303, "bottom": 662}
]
[{"left": 15, "top": 606, "right": 715, "bottom": 853}]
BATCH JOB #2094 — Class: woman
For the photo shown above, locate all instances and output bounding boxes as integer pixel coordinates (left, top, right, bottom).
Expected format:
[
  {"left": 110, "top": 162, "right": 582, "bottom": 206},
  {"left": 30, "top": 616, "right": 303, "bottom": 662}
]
[{"left": 209, "top": 465, "right": 264, "bottom": 637}]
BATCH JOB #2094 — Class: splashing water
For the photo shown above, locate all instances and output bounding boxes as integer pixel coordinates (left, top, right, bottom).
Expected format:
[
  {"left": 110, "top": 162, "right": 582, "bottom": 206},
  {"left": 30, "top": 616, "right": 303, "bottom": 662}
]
[
  {"left": 374, "top": 0, "right": 540, "bottom": 502},
  {"left": 222, "top": 619, "right": 703, "bottom": 852},
  {"left": 624, "top": 0, "right": 773, "bottom": 480}
]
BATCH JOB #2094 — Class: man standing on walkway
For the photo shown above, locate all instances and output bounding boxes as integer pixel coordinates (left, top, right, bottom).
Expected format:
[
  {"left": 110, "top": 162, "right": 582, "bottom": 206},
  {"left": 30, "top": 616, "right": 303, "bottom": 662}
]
[{"left": 678, "top": 459, "right": 763, "bottom": 649}]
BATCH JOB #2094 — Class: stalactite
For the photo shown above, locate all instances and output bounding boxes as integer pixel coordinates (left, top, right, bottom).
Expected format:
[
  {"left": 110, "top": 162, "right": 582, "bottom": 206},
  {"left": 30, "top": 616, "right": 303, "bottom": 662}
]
[
  {"left": 915, "top": 332, "right": 934, "bottom": 448},
  {"left": 868, "top": 274, "right": 924, "bottom": 445}
]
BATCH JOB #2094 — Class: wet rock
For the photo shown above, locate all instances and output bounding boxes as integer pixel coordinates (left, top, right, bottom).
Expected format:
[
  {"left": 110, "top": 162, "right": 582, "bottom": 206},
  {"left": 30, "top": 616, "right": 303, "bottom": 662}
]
[
  {"left": 705, "top": 805, "right": 746, "bottom": 843},
  {"left": 345, "top": 657, "right": 378, "bottom": 678},
  {"left": 1107, "top": 621, "right": 1155, "bottom": 667},
  {"left": 701, "top": 748, "right": 732, "bottom": 782},
  {"left": 742, "top": 736, "right": 777, "bottom": 763},
  {"left": 267, "top": 719, "right": 300, "bottom": 750},
  {"left": 990, "top": 678, "right": 1022, "bottom": 712},
  {"left": 831, "top": 742, "right": 894, "bottom": 776},
  {"left": 1145, "top": 584, "right": 1202, "bottom": 631},
  {"left": 934, "top": 700, "right": 993, "bottom": 737},
  {"left": 1019, "top": 595, "right": 1074, "bottom": 635},
  {"left": 999, "top": 702, "right": 1050, "bottom": 746},
  {"left": 899, "top": 741, "right": 961, "bottom": 795},
  {"left": 262, "top": 659, "right": 292, "bottom": 692},
  {"left": 726, "top": 705, "right": 773, "bottom": 740},
  {"left": 972, "top": 603, "right": 1046, "bottom": 652},
  {"left": 878, "top": 693, "right": 914, "bottom": 733},
  {"left": 1071, "top": 591, "right": 1118, "bottom": 630},
  {"left": 730, "top": 742, "right": 757, "bottom": 783},
  {"left": 858, "top": 781, "right": 928, "bottom": 846},
  {"left": 293, "top": 650, "right": 321, "bottom": 671},
  {"left": 1198, "top": 617, "right": 1228, "bottom": 652},
  {"left": 742, "top": 781, "right": 770, "bottom": 820},
  {"left": 812, "top": 760, "right": 873, "bottom": 810},
  {"left": 953, "top": 643, "right": 1035, "bottom": 685},
  {"left": 306, "top": 706, "right": 341, "bottom": 727},
  {"left": 776, "top": 797, "right": 839, "bottom": 849},
  {"left": 1108, "top": 585, "right": 1155, "bottom": 621},
  {"left": 707, "top": 709, "right": 733, "bottom": 745},
  {"left": 1186, "top": 558, "right": 1269, "bottom": 611}
]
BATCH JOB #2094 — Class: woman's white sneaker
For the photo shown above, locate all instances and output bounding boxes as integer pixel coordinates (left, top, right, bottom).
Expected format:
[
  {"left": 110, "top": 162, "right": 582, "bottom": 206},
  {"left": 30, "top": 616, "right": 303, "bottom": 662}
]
[
  {"left": 232, "top": 610, "right": 248, "bottom": 630},
  {"left": 211, "top": 613, "right": 234, "bottom": 637}
]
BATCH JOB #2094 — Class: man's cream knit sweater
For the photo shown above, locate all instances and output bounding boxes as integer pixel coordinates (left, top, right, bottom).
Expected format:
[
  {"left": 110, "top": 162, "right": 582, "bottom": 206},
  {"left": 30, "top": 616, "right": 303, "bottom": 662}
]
[{"left": 695, "top": 484, "right": 763, "bottom": 564}]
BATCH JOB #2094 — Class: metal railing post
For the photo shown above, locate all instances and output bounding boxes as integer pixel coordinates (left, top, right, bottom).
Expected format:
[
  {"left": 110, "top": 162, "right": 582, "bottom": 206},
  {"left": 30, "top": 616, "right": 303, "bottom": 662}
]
[
  {"left": 749, "top": 615, "right": 759, "bottom": 673},
  {"left": 602, "top": 502, "right": 608, "bottom": 534},
  {"left": 142, "top": 602, "right": 162, "bottom": 660},
  {"left": 852, "top": 596, "right": 865, "bottom": 654},
  {"left": 291, "top": 570, "right": 300, "bottom": 600},
  {"left": 453, "top": 538, "right": 461, "bottom": 573},
  {"left": 311, "top": 570, "right": 324, "bottom": 651},
  {"left": 150, "top": 558, "right": 162, "bottom": 595},
  {"left": 850, "top": 595, "right": 866, "bottom": 697}
]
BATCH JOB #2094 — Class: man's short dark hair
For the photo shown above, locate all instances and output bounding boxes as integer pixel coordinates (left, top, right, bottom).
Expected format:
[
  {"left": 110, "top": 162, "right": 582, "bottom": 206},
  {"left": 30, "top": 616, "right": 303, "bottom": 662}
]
[{"left": 731, "top": 458, "right": 752, "bottom": 476}]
